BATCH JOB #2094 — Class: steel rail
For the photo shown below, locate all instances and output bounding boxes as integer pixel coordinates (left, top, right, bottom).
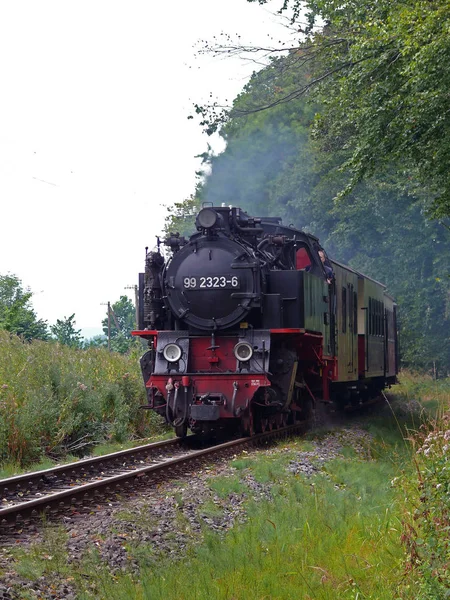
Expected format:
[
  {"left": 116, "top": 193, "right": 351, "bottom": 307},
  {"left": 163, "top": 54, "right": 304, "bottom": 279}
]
[
  {"left": 0, "top": 423, "right": 304, "bottom": 525},
  {"left": 0, "top": 437, "right": 182, "bottom": 499}
]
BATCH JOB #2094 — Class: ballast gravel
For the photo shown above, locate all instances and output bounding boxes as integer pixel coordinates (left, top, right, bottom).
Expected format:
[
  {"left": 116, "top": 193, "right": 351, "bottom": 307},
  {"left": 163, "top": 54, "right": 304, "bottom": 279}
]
[{"left": 0, "top": 424, "right": 373, "bottom": 600}]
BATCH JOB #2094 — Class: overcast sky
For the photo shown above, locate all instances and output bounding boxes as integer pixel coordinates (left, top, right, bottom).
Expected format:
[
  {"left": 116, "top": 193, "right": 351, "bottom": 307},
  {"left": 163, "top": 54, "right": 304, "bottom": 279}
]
[{"left": 0, "top": 0, "right": 291, "bottom": 337}]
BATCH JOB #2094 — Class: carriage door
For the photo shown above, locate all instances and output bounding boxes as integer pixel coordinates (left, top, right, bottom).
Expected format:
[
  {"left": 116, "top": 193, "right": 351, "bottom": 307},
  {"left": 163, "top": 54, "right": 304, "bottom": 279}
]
[
  {"left": 384, "top": 307, "right": 389, "bottom": 375},
  {"left": 348, "top": 283, "right": 356, "bottom": 374},
  {"left": 329, "top": 280, "right": 336, "bottom": 356}
]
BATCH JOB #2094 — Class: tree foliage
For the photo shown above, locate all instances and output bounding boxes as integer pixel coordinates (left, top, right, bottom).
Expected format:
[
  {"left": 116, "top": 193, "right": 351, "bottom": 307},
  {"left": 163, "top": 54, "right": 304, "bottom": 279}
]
[
  {"left": 202, "top": 0, "right": 450, "bottom": 219},
  {"left": 163, "top": 194, "right": 201, "bottom": 238},
  {"left": 101, "top": 296, "right": 136, "bottom": 354},
  {"left": 304, "top": 0, "right": 450, "bottom": 219},
  {"left": 0, "top": 274, "right": 49, "bottom": 341},
  {"left": 83, "top": 334, "right": 108, "bottom": 349},
  {"left": 50, "top": 314, "right": 83, "bottom": 348}
]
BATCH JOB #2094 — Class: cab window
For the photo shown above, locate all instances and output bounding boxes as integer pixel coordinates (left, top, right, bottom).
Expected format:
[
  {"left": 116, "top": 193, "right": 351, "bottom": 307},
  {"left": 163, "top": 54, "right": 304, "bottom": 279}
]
[{"left": 296, "top": 247, "right": 312, "bottom": 270}]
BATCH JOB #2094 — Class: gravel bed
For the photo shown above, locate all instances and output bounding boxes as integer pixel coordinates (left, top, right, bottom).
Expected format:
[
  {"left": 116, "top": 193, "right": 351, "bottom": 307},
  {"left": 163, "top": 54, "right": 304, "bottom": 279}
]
[{"left": 0, "top": 424, "right": 372, "bottom": 599}]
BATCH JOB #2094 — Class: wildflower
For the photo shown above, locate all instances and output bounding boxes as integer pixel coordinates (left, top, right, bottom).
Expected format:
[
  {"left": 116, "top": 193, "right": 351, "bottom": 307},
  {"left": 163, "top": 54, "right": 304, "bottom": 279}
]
[
  {"left": 77, "top": 382, "right": 88, "bottom": 391},
  {"left": 1, "top": 384, "right": 8, "bottom": 389}
]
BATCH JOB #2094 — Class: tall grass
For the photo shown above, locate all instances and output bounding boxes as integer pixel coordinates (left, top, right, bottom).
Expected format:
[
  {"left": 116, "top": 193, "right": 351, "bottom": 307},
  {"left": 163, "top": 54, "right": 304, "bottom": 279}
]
[
  {"left": 393, "top": 371, "right": 450, "bottom": 418},
  {"left": 395, "top": 374, "right": 450, "bottom": 599},
  {"left": 0, "top": 331, "right": 163, "bottom": 468}
]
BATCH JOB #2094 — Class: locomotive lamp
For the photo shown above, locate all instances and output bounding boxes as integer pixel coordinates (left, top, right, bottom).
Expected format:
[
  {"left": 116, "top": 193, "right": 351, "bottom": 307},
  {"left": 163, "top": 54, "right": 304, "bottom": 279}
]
[
  {"left": 162, "top": 343, "right": 183, "bottom": 363},
  {"left": 233, "top": 341, "right": 254, "bottom": 362},
  {"left": 196, "top": 207, "right": 218, "bottom": 229}
]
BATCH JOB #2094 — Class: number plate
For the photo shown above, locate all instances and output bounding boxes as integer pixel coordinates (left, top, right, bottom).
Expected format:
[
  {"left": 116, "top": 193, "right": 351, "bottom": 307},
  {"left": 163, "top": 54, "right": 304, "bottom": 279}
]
[{"left": 183, "top": 275, "right": 241, "bottom": 290}]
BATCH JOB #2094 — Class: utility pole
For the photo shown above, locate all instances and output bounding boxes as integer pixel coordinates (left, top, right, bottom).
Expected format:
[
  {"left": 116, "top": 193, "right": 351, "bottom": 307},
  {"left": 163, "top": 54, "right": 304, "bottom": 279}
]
[
  {"left": 125, "top": 284, "right": 139, "bottom": 329},
  {"left": 101, "top": 302, "right": 122, "bottom": 352},
  {"left": 100, "top": 302, "right": 111, "bottom": 351}
]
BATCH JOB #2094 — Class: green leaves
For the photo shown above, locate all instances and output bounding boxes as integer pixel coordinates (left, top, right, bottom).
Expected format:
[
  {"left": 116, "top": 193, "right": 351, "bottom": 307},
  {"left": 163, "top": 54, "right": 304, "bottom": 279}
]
[
  {"left": 0, "top": 274, "right": 49, "bottom": 341},
  {"left": 50, "top": 314, "right": 82, "bottom": 349},
  {"left": 301, "top": 0, "right": 450, "bottom": 217},
  {"left": 101, "top": 295, "right": 136, "bottom": 354}
]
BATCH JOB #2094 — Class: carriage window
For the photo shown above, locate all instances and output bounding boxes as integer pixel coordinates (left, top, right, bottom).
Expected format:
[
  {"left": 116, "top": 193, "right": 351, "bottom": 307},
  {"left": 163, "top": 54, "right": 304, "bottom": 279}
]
[
  {"left": 372, "top": 300, "right": 384, "bottom": 336},
  {"left": 348, "top": 287, "right": 353, "bottom": 332},
  {"left": 342, "top": 287, "right": 347, "bottom": 333},
  {"left": 295, "top": 247, "right": 312, "bottom": 270},
  {"left": 379, "top": 301, "right": 382, "bottom": 336},
  {"left": 353, "top": 292, "right": 358, "bottom": 334},
  {"left": 379, "top": 301, "right": 384, "bottom": 336},
  {"left": 379, "top": 300, "right": 383, "bottom": 336},
  {"left": 376, "top": 301, "right": 379, "bottom": 336},
  {"left": 373, "top": 301, "right": 376, "bottom": 335}
]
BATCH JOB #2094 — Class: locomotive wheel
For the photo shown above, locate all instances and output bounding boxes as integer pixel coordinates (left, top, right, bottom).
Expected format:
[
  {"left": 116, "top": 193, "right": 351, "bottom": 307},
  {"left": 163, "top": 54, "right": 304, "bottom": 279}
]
[
  {"left": 289, "top": 406, "right": 301, "bottom": 425},
  {"left": 240, "top": 408, "right": 255, "bottom": 437},
  {"left": 301, "top": 397, "right": 314, "bottom": 422},
  {"left": 253, "top": 413, "right": 262, "bottom": 434},
  {"left": 175, "top": 422, "right": 188, "bottom": 438},
  {"left": 275, "top": 413, "right": 283, "bottom": 429},
  {"left": 260, "top": 417, "right": 269, "bottom": 432}
]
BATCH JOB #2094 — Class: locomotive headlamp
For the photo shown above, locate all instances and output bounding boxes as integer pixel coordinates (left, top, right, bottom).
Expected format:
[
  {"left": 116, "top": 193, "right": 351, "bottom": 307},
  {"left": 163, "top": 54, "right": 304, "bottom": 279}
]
[
  {"left": 197, "top": 207, "right": 218, "bottom": 229},
  {"left": 233, "top": 341, "right": 253, "bottom": 362},
  {"left": 162, "top": 343, "right": 182, "bottom": 363}
]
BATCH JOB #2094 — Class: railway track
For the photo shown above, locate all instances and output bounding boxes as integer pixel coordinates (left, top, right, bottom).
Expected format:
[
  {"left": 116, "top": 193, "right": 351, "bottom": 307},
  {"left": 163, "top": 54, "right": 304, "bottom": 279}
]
[{"left": 0, "top": 422, "right": 306, "bottom": 529}]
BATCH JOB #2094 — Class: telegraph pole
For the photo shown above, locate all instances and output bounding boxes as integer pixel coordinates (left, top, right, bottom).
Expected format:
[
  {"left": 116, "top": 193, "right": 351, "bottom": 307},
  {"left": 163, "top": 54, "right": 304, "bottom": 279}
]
[
  {"left": 100, "top": 302, "right": 122, "bottom": 352},
  {"left": 100, "top": 302, "right": 111, "bottom": 351}
]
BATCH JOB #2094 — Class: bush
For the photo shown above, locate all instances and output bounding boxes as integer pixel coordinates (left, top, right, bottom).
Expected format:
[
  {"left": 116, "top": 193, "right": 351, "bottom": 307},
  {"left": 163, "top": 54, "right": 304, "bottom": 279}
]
[
  {"left": 397, "top": 376, "right": 450, "bottom": 598},
  {"left": 0, "top": 331, "right": 163, "bottom": 467}
]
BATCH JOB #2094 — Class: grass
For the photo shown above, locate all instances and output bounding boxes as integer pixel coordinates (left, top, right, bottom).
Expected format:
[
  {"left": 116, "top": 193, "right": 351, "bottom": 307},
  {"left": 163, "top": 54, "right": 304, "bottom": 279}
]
[
  {"left": 4, "top": 372, "right": 450, "bottom": 599},
  {"left": 392, "top": 374, "right": 450, "bottom": 599},
  {"left": 392, "top": 371, "right": 450, "bottom": 418},
  {"left": 0, "top": 433, "right": 175, "bottom": 479},
  {"left": 0, "top": 331, "right": 169, "bottom": 471},
  {"left": 208, "top": 475, "right": 248, "bottom": 499},
  {"left": 6, "top": 420, "right": 409, "bottom": 599},
  {"left": 0, "top": 456, "right": 62, "bottom": 479},
  {"left": 76, "top": 445, "right": 406, "bottom": 599}
]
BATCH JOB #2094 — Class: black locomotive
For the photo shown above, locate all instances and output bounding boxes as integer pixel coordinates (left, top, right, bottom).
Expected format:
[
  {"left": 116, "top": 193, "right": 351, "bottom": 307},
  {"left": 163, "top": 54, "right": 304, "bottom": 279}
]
[{"left": 133, "top": 206, "right": 398, "bottom": 437}]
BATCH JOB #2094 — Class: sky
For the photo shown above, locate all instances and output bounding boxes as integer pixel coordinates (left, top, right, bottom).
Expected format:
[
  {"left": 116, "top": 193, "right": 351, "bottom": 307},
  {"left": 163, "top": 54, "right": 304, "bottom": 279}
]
[{"left": 0, "top": 0, "right": 292, "bottom": 338}]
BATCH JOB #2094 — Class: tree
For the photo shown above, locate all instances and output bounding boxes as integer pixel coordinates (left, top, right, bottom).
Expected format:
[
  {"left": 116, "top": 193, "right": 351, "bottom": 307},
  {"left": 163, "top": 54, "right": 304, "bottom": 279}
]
[
  {"left": 50, "top": 314, "right": 83, "bottom": 348},
  {"left": 303, "top": 0, "right": 450, "bottom": 220},
  {"left": 101, "top": 296, "right": 136, "bottom": 353},
  {"left": 83, "top": 335, "right": 108, "bottom": 349},
  {"left": 0, "top": 274, "right": 49, "bottom": 340},
  {"left": 163, "top": 194, "right": 201, "bottom": 238},
  {"left": 200, "top": 0, "right": 450, "bottom": 219}
]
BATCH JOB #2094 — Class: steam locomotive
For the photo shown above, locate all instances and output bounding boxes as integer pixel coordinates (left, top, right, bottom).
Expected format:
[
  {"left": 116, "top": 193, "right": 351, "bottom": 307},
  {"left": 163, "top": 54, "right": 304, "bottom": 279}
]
[{"left": 132, "top": 206, "right": 398, "bottom": 437}]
